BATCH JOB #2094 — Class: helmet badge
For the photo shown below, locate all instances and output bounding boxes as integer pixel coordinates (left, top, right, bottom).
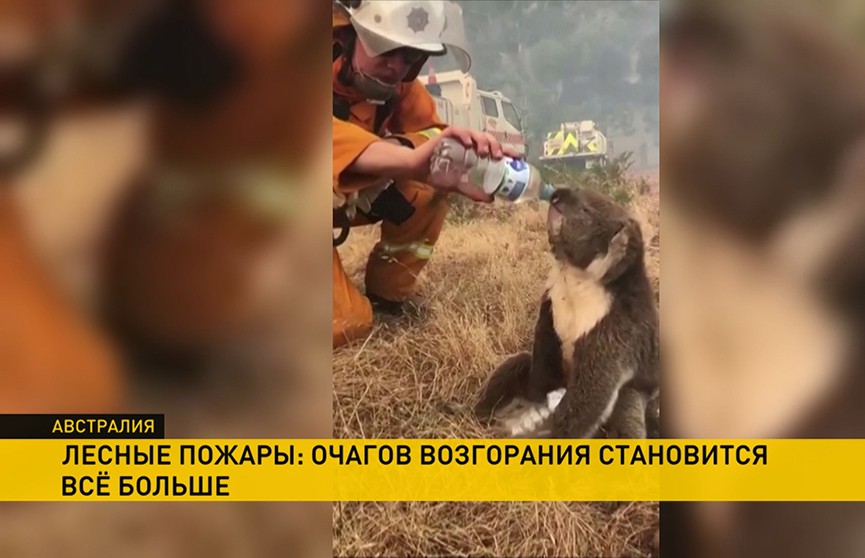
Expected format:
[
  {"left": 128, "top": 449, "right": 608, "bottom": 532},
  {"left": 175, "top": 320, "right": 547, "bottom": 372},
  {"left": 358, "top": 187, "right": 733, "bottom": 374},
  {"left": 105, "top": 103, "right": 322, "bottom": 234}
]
[{"left": 407, "top": 7, "right": 430, "bottom": 33}]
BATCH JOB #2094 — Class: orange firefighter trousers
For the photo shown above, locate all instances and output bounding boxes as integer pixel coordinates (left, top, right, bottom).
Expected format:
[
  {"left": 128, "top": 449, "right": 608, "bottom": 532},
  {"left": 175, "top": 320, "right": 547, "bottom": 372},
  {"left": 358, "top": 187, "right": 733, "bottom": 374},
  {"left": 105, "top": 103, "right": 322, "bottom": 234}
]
[{"left": 333, "top": 179, "right": 449, "bottom": 348}]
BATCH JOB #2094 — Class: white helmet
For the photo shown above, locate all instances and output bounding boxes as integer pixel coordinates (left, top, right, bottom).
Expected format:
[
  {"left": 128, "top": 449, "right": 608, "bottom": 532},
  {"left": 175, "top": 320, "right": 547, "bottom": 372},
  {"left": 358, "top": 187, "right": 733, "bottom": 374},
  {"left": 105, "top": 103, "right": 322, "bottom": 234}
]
[{"left": 339, "top": 0, "right": 471, "bottom": 73}]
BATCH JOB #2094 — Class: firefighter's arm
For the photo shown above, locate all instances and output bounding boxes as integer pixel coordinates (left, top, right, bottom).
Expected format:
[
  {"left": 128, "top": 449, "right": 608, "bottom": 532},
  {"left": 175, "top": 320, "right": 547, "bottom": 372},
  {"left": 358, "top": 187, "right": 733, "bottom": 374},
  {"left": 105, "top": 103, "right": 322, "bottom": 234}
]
[
  {"left": 333, "top": 116, "right": 426, "bottom": 195},
  {"left": 386, "top": 80, "right": 447, "bottom": 147}
]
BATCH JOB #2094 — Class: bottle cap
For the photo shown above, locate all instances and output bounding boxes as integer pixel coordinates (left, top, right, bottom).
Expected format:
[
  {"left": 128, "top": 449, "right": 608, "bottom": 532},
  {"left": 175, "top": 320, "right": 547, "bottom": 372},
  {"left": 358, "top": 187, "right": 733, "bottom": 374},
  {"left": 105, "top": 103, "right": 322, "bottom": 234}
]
[{"left": 539, "top": 182, "right": 557, "bottom": 202}]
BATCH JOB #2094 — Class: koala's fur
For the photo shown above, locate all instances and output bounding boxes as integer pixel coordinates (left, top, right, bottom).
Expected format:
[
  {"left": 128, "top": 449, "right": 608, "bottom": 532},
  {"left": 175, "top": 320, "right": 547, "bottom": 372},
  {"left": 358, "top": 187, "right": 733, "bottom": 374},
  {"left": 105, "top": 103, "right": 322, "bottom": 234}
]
[{"left": 474, "top": 187, "right": 659, "bottom": 438}]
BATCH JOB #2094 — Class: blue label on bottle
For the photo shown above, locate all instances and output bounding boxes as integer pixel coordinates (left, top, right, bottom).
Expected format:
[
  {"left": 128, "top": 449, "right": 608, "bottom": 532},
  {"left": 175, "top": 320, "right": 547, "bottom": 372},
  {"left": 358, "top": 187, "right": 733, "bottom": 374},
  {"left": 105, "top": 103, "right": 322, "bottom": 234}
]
[
  {"left": 499, "top": 162, "right": 531, "bottom": 201},
  {"left": 508, "top": 181, "right": 527, "bottom": 201},
  {"left": 508, "top": 158, "right": 527, "bottom": 172}
]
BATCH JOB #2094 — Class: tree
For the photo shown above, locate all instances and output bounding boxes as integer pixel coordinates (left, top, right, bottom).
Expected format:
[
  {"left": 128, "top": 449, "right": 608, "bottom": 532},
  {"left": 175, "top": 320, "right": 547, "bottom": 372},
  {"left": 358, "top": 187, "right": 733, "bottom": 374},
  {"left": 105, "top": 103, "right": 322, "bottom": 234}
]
[{"left": 452, "top": 0, "right": 659, "bottom": 149}]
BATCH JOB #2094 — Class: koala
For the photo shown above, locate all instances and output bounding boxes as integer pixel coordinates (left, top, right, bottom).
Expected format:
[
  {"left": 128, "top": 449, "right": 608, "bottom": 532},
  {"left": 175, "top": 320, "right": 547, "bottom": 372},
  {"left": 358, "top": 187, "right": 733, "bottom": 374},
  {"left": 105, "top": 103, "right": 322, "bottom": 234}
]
[{"left": 474, "top": 186, "right": 659, "bottom": 439}]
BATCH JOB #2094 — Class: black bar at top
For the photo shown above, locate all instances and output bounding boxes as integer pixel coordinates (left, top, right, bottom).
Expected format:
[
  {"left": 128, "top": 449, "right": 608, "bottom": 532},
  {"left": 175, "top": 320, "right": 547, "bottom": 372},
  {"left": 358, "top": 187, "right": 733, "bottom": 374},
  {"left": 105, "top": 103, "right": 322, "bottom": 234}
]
[{"left": 0, "top": 414, "right": 165, "bottom": 439}]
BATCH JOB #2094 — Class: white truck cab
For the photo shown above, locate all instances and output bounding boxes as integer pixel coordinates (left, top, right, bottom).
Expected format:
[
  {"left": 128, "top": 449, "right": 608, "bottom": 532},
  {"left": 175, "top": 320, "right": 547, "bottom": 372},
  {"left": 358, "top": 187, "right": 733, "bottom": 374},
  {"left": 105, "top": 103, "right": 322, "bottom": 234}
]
[{"left": 416, "top": 63, "right": 528, "bottom": 157}]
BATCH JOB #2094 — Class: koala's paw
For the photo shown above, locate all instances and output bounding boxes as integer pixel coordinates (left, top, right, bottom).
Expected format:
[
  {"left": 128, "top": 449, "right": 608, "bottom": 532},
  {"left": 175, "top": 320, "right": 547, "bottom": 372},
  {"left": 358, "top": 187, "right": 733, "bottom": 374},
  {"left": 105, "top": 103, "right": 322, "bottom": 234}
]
[
  {"left": 501, "top": 403, "right": 552, "bottom": 437},
  {"left": 497, "top": 389, "right": 566, "bottom": 438}
]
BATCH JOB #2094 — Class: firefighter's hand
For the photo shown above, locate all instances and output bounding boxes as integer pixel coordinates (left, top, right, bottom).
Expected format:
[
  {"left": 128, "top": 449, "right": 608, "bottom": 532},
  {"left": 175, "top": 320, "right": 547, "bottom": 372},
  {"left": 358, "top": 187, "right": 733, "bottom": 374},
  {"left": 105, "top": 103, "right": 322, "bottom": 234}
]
[
  {"left": 431, "top": 126, "right": 520, "bottom": 160},
  {"left": 464, "top": 129, "right": 521, "bottom": 160},
  {"left": 409, "top": 128, "right": 495, "bottom": 203},
  {"left": 426, "top": 127, "right": 522, "bottom": 202}
]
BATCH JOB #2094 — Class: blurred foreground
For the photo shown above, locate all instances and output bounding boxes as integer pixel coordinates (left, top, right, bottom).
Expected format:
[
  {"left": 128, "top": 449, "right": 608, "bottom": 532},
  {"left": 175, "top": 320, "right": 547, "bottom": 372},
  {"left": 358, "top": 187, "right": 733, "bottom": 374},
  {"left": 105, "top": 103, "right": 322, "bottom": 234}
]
[
  {"left": 661, "top": 1, "right": 865, "bottom": 557},
  {"left": 0, "top": 2, "right": 332, "bottom": 557}
]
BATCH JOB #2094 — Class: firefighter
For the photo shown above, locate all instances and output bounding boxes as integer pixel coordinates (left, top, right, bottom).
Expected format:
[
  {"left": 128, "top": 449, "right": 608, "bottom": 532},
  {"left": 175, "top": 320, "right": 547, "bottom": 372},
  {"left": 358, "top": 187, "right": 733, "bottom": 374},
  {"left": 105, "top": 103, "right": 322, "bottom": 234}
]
[{"left": 332, "top": 0, "right": 518, "bottom": 348}]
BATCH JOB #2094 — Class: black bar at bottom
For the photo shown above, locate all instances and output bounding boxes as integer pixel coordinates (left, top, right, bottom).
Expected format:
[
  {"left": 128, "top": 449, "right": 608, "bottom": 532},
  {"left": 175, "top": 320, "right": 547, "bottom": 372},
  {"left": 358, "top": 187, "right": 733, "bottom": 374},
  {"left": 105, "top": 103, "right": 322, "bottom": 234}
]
[{"left": 0, "top": 414, "right": 165, "bottom": 439}]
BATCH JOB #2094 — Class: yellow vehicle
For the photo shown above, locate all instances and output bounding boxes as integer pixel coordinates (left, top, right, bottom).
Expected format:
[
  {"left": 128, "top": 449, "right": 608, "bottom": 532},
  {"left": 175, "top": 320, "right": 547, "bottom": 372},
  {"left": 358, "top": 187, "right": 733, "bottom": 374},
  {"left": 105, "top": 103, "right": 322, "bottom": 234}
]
[
  {"left": 417, "top": 63, "right": 528, "bottom": 157},
  {"left": 539, "top": 120, "right": 610, "bottom": 169}
]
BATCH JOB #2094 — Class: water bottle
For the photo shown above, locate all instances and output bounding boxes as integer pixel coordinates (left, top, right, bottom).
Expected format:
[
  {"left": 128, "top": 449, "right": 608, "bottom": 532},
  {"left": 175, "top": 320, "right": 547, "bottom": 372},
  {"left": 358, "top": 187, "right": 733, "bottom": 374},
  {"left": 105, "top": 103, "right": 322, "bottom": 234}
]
[{"left": 429, "top": 137, "right": 556, "bottom": 203}]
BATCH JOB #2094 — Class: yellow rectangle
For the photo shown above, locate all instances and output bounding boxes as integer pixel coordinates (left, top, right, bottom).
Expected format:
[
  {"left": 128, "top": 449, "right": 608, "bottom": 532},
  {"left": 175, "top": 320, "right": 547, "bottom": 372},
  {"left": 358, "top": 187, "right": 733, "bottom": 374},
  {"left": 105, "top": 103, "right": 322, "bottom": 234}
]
[{"left": 0, "top": 439, "right": 861, "bottom": 502}]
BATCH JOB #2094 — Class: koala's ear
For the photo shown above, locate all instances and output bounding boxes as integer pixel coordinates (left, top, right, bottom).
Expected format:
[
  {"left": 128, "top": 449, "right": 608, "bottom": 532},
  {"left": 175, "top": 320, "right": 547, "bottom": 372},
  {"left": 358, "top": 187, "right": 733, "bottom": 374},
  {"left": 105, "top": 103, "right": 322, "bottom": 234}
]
[
  {"left": 601, "top": 218, "right": 641, "bottom": 284},
  {"left": 610, "top": 218, "right": 635, "bottom": 245},
  {"left": 608, "top": 222, "right": 631, "bottom": 255},
  {"left": 615, "top": 217, "right": 642, "bottom": 245}
]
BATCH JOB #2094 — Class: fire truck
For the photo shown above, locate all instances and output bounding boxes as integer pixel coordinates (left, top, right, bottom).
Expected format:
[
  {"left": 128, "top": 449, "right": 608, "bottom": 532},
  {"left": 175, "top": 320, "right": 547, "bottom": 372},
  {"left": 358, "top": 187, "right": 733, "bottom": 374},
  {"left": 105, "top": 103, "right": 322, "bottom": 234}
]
[
  {"left": 417, "top": 63, "right": 528, "bottom": 157},
  {"left": 539, "top": 120, "right": 610, "bottom": 170}
]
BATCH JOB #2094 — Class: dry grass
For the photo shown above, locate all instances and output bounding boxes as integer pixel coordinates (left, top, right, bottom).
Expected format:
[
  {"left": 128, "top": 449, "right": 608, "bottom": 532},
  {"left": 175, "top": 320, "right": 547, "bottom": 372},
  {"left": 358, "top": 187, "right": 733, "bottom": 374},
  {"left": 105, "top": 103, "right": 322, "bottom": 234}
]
[{"left": 333, "top": 182, "right": 660, "bottom": 557}]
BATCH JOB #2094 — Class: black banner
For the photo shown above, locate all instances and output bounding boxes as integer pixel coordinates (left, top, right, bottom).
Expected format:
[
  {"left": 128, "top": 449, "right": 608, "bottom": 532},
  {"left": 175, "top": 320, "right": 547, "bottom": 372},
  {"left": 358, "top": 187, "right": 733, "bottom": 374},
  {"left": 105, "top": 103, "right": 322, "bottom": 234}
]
[{"left": 0, "top": 414, "right": 165, "bottom": 439}]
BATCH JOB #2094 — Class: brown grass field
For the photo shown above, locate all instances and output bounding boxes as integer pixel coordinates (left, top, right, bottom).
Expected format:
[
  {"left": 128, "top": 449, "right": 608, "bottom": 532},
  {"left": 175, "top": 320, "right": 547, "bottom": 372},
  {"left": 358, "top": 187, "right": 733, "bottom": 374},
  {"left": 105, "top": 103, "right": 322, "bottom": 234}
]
[{"left": 333, "top": 176, "right": 660, "bottom": 557}]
